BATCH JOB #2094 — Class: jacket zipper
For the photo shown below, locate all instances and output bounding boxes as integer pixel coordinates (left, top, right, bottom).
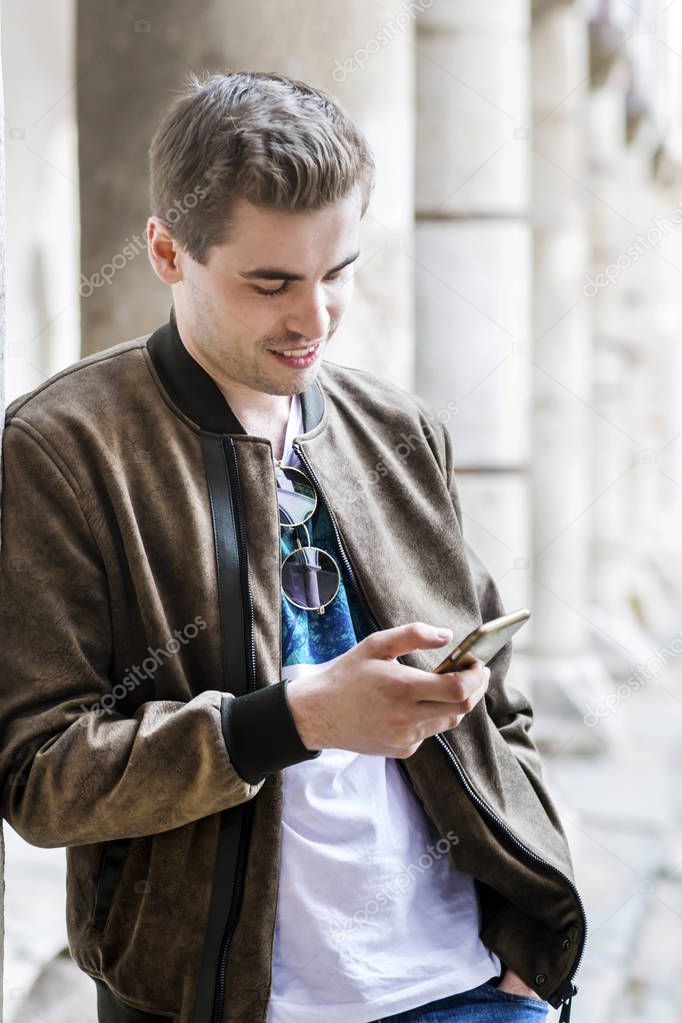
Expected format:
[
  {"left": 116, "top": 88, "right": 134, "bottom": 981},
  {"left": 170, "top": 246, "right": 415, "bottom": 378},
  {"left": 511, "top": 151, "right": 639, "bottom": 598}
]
[
  {"left": 293, "top": 441, "right": 585, "bottom": 1020},
  {"left": 211, "top": 440, "right": 258, "bottom": 1023}
]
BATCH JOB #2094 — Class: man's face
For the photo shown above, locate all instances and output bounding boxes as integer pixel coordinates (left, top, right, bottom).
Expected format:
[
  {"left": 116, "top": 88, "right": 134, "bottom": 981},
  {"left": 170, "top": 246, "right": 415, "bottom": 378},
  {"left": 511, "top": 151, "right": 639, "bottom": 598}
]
[{"left": 167, "top": 187, "right": 362, "bottom": 397}]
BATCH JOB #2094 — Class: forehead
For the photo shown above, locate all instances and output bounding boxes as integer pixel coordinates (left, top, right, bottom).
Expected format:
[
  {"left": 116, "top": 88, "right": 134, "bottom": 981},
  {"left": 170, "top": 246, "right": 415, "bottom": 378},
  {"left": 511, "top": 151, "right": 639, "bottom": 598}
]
[{"left": 225, "top": 189, "right": 362, "bottom": 256}]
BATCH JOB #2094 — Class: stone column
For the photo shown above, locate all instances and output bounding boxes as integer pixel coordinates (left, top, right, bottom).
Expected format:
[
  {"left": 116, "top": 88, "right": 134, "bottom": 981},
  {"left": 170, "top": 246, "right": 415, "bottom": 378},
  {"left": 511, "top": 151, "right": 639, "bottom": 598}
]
[
  {"left": 652, "top": 155, "right": 682, "bottom": 623},
  {"left": 77, "top": 0, "right": 415, "bottom": 387},
  {"left": 414, "top": 1, "right": 533, "bottom": 690},
  {"left": 1, "top": 10, "right": 6, "bottom": 1015},
  {"left": 612, "top": 15, "right": 682, "bottom": 645},
  {"left": 2, "top": 0, "right": 80, "bottom": 402},
  {"left": 585, "top": 12, "right": 673, "bottom": 688},
  {"left": 655, "top": 4, "right": 682, "bottom": 592},
  {"left": 529, "top": 0, "right": 616, "bottom": 754}
]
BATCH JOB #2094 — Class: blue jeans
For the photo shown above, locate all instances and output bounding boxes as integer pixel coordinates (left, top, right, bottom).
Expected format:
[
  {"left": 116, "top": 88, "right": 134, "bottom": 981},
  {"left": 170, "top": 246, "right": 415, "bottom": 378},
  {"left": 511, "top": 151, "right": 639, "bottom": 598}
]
[{"left": 369, "top": 977, "right": 550, "bottom": 1022}]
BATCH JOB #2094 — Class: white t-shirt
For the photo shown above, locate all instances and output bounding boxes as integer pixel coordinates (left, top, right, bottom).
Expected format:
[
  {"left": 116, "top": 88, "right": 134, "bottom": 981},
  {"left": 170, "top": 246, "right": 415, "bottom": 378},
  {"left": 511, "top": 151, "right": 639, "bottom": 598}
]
[{"left": 266, "top": 393, "right": 501, "bottom": 1023}]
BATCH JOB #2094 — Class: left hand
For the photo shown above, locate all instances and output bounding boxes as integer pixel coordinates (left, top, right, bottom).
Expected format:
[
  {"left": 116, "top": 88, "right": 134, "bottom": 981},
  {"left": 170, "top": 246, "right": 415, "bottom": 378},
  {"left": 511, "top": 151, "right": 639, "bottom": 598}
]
[{"left": 496, "top": 966, "right": 544, "bottom": 1001}]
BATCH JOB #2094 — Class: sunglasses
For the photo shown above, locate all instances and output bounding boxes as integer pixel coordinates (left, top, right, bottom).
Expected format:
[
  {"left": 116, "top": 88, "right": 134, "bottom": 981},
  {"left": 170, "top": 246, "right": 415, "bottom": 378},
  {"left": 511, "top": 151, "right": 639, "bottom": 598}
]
[{"left": 275, "top": 460, "right": 341, "bottom": 615}]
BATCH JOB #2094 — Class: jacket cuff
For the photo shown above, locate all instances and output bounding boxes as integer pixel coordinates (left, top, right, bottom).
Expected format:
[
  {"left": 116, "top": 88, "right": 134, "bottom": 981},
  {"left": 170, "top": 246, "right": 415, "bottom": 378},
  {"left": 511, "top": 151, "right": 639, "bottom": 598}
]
[{"left": 220, "top": 680, "right": 322, "bottom": 784}]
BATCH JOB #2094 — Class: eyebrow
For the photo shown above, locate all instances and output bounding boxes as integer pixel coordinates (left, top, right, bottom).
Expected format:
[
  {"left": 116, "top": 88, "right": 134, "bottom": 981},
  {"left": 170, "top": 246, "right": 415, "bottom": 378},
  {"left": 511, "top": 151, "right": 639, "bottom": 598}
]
[{"left": 238, "top": 249, "right": 361, "bottom": 282}]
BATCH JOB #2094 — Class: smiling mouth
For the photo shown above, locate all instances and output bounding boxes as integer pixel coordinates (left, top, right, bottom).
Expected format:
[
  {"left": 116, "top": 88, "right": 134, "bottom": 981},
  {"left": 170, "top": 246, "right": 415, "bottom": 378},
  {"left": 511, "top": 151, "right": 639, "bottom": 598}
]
[
  {"left": 267, "top": 342, "right": 320, "bottom": 356},
  {"left": 266, "top": 342, "right": 322, "bottom": 367}
]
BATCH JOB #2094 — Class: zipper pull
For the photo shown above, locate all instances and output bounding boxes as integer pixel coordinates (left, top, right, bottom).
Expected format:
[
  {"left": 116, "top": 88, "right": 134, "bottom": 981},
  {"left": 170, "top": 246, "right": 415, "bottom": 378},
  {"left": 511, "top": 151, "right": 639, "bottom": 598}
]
[
  {"left": 558, "top": 993, "right": 574, "bottom": 1022},
  {"left": 549, "top": 978, "right": 577, "bottom": 1018}
]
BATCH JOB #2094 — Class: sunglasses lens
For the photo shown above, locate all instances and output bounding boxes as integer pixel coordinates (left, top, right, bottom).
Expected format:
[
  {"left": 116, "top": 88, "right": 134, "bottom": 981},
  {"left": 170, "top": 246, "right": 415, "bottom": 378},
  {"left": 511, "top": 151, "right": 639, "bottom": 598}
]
[
  {"left": 275, "top": 465, "right": 316, "bottom": 527},
  {"left": 282, "top": 547, "right": 340, "bottom": 610}
]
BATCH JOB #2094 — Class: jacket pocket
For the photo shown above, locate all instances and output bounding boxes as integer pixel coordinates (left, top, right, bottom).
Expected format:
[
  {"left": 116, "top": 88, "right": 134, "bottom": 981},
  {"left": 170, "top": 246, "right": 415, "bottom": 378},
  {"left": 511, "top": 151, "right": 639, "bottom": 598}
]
[
  {"left": 91, "top": 838, "right": 132, "bottom": 932},
  {"left": 94, "top": 977, "right": 175, "bottom": 1021},
  {"left": 68, "top": 820, "right": 217, "bottom": 1018}
]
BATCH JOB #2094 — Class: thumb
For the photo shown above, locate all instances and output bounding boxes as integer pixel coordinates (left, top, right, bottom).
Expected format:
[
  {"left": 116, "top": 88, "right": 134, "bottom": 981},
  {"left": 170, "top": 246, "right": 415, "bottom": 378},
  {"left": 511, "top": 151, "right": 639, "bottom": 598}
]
[{"left": 366, "top": 621, "right": 453, "bottom": 661}]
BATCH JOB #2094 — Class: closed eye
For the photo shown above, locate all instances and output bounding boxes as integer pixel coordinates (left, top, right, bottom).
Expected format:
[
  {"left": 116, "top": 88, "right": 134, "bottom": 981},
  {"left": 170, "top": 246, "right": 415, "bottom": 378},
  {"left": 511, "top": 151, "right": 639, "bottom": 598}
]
[
  {"left": 254, "top": 272, "right": 343, "bottom": 299},
  {"left": 254, "top": 281, "right": 290, "bottom": 298}
]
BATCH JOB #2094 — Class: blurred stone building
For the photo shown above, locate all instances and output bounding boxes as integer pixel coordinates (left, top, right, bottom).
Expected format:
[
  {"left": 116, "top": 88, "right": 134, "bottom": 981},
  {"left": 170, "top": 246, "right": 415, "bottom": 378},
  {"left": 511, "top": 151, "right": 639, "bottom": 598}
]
[{"left": 2, "top": 0, "right": 682, "bottom": 1020}]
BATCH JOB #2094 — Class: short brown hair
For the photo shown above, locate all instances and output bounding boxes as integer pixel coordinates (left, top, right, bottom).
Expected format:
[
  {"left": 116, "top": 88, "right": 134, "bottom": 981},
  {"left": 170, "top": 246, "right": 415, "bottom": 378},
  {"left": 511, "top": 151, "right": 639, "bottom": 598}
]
[{"left": 148, "top": 70, "right": 376, "bottom": 264}]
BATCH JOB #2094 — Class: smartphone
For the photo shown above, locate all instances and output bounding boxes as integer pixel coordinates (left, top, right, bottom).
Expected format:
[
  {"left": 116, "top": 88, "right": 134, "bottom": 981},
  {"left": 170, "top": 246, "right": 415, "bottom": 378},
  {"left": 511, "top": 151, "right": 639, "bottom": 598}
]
[{"left": 433, "top": 608, "right": 531, "bottom": 673}]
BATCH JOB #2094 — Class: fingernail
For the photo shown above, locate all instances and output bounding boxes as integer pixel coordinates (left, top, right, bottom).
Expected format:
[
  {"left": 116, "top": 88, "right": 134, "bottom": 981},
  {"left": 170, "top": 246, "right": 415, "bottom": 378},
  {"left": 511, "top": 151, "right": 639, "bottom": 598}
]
[{"left": 436, "top": 628, "right": 452, "bottom": 640}]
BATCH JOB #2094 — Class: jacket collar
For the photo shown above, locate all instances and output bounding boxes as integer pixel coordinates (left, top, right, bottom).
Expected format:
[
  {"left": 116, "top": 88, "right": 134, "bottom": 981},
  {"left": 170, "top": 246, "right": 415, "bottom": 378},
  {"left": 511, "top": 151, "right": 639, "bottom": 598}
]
[{"left": 146, "top": 305, "right": 326, "bottom": 435}]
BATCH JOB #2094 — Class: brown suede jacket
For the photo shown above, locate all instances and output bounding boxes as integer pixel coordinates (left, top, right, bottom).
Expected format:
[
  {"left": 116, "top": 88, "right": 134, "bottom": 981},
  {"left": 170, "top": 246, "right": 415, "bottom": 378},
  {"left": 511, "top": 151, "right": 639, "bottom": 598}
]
[{"left": 0, "top": 308, "right": 587, "bottom": 1023}]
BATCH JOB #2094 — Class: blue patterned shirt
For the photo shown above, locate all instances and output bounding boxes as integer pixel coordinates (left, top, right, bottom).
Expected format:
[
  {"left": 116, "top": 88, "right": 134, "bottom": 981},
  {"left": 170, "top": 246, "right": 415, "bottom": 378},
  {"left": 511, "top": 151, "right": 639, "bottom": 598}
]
[{"left": 280, "top": 499, "right": 373, "bottom": 666}]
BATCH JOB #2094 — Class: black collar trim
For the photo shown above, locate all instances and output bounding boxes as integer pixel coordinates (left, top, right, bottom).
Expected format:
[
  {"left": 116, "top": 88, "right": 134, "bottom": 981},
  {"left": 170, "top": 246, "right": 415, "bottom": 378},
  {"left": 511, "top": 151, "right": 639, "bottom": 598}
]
[{"left": 145, "top": 306, "right": 325, "bottom": 436}]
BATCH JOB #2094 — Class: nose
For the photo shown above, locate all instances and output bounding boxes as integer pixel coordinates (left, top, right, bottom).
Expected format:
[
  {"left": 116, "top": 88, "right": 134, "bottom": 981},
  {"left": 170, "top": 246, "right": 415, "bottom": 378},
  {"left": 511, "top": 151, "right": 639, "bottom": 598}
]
[{"left": 283, "top": 285, "right": 331, "bottom": 343}]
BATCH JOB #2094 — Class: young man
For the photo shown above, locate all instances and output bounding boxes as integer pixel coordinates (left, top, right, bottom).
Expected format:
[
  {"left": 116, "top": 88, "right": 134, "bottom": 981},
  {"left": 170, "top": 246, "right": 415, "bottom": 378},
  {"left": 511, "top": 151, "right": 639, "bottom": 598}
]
[{"left": 0, "top": 71, "right": 585, "bottom": 1023}]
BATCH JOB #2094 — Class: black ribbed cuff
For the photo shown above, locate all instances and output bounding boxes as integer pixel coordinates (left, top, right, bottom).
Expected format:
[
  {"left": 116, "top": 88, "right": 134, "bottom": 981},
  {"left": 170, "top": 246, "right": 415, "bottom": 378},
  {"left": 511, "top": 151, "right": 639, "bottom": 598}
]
[{"left": 220, "top": 680, "right": 322, "bottom": 785}]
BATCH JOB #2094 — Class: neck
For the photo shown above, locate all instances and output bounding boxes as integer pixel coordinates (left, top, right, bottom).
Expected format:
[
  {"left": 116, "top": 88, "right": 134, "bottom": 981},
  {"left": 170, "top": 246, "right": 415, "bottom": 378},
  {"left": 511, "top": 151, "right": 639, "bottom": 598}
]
[
  {"left": 214, "top": 379, "right": 292, "bottom": 431},
  {"left": 216, "top": 380, "right": 292, "bottom": 460}
]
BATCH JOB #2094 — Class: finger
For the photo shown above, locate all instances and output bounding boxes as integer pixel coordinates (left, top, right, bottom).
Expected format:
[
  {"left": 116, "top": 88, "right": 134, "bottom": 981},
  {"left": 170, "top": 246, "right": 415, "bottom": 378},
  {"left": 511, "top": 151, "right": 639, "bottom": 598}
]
[
  {"left": 364, "top": 621, "right": 454, "bottom": 661},
  {"left": 415, "top": 675, "right": 490, "bottom": 727},
  {"left": 407, "top": 662, "right": 490, "bottom": 704}
]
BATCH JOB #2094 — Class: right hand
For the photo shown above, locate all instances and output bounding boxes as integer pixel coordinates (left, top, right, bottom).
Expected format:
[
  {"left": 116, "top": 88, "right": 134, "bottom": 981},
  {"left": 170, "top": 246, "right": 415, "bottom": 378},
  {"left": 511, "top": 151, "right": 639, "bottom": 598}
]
[{"left": 286, "top": 621, "right": 491, "bottom": 757}]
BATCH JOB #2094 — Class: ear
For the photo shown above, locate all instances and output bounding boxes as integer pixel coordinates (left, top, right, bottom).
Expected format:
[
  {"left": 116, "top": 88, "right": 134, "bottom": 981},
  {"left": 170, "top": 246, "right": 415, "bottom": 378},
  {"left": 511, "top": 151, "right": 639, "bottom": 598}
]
[{"left": 147, "top": 216, "right": 183, "bottom": 284}]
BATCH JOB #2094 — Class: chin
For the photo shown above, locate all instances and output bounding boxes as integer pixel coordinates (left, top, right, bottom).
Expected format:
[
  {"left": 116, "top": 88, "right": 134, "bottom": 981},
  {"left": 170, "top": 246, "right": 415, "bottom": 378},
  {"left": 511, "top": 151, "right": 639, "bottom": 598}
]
[{"left": 278, "top": 361, "right": 324, "bottom": 390}]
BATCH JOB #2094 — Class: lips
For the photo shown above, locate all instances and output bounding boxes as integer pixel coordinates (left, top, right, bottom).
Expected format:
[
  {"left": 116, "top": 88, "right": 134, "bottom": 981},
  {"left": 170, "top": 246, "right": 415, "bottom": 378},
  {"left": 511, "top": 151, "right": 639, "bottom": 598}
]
[
  {"left": 267, "top": 343, "right": 321, "bottom": 368},
  {"left": 267, "top": 344, "right": 318, "bottom": 354}
]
